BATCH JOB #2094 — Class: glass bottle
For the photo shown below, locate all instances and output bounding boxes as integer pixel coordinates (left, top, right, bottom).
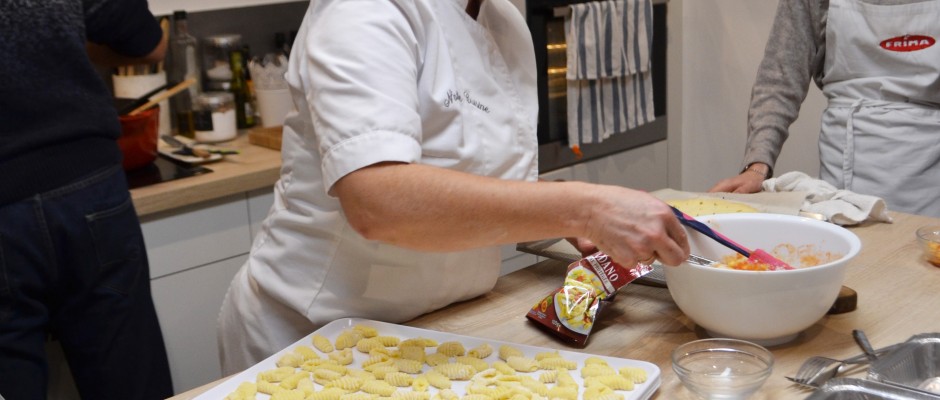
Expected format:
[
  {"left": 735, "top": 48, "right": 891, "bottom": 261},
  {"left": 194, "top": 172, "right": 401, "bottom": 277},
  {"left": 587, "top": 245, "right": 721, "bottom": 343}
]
[
  {"left": 168, "top": 10, "right": 201, "bottom": 137},
  {"left": 228, "top": 49, "right": 254, "bottom": 129}
]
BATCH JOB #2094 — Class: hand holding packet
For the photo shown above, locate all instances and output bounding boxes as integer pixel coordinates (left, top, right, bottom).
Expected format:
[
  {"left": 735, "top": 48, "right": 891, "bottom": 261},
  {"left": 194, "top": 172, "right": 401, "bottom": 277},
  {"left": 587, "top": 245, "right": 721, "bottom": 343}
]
[{"left": 526, "top": 251, "right": 653, "bottom": 346}]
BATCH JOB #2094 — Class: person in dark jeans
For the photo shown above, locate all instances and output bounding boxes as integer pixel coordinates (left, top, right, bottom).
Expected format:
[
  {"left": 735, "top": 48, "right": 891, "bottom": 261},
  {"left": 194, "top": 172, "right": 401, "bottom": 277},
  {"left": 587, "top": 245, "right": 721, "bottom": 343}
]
[{"left": 0, "top": 0, "right": 174, "bottom": 398}]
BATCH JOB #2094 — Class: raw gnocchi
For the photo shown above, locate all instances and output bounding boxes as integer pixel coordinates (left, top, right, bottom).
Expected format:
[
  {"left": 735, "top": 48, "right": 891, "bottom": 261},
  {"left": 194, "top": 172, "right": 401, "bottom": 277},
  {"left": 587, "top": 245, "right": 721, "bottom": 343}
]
[{"left": 224, "top": 322, "right": 653, "bottom": 400}]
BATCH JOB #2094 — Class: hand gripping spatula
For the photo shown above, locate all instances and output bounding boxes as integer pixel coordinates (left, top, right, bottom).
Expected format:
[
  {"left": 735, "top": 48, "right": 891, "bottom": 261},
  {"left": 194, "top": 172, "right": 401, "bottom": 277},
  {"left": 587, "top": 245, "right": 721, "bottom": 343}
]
[{"left": 670, "top": 206, "right": 795, "bottom": 271}]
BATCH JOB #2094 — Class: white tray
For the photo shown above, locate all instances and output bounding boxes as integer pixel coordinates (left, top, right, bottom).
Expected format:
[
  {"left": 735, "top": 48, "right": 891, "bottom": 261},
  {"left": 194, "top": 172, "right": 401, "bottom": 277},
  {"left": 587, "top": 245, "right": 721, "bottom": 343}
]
[{"left": 197, "top": 318, "right": 661, "bottom": 399}]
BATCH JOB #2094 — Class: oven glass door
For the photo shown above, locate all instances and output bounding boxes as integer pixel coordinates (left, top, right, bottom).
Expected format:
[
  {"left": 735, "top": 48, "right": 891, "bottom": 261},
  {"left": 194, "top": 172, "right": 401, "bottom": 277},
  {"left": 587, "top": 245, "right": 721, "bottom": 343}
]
[{"left": 528, "top": 0, "right": 667, "bottom": 173}]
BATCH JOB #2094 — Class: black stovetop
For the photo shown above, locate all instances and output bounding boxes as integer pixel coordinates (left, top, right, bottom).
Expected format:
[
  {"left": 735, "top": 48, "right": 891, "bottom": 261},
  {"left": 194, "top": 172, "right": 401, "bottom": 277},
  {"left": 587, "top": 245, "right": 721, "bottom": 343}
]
[{"left": 126, "top": 156, "right": 212, "bottom": 189}]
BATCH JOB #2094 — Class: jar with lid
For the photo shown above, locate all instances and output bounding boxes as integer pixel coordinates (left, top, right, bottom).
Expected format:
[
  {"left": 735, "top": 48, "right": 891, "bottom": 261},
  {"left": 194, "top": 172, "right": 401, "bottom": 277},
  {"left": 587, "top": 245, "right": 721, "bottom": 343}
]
[
  {"left": 193, "top": 91, "right": 237, "bottom": 143},
  {"left": 202, "top": 34, "right": 242, "bottom": 91}
]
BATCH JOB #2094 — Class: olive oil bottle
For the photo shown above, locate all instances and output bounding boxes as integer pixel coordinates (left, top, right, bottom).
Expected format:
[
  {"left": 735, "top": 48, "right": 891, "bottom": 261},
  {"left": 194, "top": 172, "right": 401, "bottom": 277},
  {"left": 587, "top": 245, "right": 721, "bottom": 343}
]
[
  {"left": 168, "top": 10, "right": 200, "bottom": 137},
  {"left": 228, "top": 49, "right": 255, "bottom": 129}
]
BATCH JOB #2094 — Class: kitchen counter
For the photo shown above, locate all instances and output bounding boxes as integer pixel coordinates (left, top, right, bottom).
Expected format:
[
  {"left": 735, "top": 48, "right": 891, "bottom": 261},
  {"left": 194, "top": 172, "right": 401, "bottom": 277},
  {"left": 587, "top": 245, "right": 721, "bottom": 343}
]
[
  {"left": 130, "top": 132, "right": 281, "bottom": 217},
  {"left": 168, "top": 210, "right": 940, "bottom": 399}
]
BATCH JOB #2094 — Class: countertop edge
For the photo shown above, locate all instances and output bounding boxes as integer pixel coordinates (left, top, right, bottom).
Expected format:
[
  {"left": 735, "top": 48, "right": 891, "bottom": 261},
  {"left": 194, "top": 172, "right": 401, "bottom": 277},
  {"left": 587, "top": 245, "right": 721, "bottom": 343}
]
[{"left": 130, "top": 132, "right": 282, "bottom": 218}]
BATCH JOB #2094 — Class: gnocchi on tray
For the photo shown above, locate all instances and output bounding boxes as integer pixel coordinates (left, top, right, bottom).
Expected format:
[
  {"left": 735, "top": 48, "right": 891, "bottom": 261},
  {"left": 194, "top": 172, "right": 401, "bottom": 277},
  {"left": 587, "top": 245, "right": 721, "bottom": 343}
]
[{"left": 198, "top": 318, "right": 661, "bottom": 400}]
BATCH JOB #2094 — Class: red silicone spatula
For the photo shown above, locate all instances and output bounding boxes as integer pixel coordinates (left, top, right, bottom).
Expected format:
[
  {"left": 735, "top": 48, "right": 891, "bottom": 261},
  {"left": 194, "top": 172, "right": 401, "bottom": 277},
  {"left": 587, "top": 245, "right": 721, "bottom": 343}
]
[{"left": 670, "top": 206, "right": 794, "bottom": 271}]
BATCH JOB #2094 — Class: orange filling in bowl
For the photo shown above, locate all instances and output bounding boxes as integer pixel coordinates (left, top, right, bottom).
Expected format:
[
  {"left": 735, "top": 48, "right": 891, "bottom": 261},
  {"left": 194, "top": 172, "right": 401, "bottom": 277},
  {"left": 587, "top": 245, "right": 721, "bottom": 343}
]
[{"left": 715, "top": 244, "right": 843, "bottom": 271}]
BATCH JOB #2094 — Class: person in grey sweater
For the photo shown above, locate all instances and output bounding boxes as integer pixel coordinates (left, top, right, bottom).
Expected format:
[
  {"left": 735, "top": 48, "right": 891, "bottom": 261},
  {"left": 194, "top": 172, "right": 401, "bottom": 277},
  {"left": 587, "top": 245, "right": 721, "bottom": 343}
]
[{"left": 710, "top": 0, "right": 940, "bottom": 218}]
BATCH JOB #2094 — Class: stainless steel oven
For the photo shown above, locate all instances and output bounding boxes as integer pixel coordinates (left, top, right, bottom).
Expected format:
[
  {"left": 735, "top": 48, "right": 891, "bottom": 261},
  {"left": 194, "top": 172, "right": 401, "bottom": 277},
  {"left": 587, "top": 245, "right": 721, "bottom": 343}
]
[{"left": 525, "top": 0, "right": 668, "bottom": 173}]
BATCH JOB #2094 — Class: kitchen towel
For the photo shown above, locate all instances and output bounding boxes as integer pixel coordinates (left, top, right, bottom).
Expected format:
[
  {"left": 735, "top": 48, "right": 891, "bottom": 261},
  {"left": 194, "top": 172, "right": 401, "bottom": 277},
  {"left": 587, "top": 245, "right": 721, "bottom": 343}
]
[
  {"left": 762, "top": 171, "right": 893, "bottom": 226},
  {"left": 566, "top": 0, "right": 655, "bottom": 153}
]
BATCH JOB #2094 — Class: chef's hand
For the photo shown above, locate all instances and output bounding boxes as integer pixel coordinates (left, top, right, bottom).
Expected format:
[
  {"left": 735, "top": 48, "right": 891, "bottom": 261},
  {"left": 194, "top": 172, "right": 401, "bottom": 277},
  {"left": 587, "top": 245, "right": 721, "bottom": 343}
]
[
  {"left": 565, "top": 237, "right": 597, "bottom": 257},
  {"left": 583, "top": 188, "right": 690, "bottom": 267}
]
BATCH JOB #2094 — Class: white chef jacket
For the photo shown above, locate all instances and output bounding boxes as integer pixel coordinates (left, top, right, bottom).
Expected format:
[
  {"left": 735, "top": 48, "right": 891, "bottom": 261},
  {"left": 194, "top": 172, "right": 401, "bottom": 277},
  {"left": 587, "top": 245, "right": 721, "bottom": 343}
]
[
  {"left": 218, "top": 0, "right": 538, "bottom": 373},
  {"left": 818, "top": 0, "right": 940, "bottom": 217}
]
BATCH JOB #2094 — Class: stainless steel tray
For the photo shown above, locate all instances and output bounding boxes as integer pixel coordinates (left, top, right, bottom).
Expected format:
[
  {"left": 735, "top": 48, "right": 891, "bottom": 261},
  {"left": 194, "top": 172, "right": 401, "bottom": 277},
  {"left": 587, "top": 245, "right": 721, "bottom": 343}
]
[
  {"left": 868, "top": 333, "right": 940, "bottom": 395},
  {"left": 806, "top": 378, "right": 940, "bottom": 399}
]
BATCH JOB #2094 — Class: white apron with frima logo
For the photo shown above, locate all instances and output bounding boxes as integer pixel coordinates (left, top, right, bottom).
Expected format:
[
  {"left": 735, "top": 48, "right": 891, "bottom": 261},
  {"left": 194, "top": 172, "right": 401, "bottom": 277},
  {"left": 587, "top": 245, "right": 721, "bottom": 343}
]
[{"left": 819, "top": 0, "right": 940, "bottom": 217}]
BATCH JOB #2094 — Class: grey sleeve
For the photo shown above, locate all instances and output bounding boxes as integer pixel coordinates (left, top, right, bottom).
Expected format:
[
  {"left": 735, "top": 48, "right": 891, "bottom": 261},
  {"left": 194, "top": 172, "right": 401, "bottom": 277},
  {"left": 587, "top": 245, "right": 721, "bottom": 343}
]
[{"left": 742, "top": 0, "right": 827, "bottom": 174}]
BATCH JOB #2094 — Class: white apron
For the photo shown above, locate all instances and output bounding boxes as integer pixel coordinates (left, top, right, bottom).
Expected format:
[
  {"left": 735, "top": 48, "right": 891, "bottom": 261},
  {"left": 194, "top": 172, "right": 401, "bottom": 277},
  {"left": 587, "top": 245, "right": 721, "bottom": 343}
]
[
  {"left": 218, "top": 0, "right": 538, "bottom": 374},
  {"left": 819, "top": 0, "right": 940, "bottom": 217}
]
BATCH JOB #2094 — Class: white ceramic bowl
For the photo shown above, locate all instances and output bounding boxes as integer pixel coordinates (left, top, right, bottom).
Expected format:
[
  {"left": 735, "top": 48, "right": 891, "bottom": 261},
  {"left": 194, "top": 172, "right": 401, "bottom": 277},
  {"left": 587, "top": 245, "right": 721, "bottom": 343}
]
[{"left": 665, "top": 213, "right": 862, "bottom": 346}]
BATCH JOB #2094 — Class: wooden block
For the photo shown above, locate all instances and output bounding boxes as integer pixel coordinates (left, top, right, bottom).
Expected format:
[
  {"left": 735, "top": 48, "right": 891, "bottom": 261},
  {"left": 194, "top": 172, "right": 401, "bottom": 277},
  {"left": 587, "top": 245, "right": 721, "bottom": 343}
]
[
  {"left": 828, "top": 285, "right": 858, "bottom": 315},
  {"left": 248, "top": 126, "right": 283, "bottom": 150}
]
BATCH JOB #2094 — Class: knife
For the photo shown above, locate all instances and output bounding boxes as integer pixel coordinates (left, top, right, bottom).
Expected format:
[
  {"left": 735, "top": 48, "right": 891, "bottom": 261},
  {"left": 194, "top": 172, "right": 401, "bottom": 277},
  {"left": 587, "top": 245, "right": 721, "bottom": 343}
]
[{"left": 161, "top": 135, "right": 239, "bottom": 158}]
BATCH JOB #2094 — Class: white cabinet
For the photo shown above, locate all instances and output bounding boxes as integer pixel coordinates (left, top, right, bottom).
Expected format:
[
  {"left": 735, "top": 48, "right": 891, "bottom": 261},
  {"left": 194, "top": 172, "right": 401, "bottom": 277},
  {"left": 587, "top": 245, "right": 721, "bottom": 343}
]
[
  {"left": 140, "top": 194, "right": 258, "bottom": 394},
  {"left": 151, "top": 255, "right": 247, "bottom": 393},
  {"left": 143, "top": 194, "right": 252, "bottom": 279}
]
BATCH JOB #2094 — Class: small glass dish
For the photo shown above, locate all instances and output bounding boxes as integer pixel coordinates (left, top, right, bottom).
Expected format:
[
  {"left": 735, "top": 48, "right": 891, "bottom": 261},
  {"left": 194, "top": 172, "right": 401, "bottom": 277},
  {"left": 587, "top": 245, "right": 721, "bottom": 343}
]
[
  {"left": 916, "top": 226, "right": 940, "bottom": 268},
  {"left": 672, "top": 338, "right": 774, "bottom": 399}
]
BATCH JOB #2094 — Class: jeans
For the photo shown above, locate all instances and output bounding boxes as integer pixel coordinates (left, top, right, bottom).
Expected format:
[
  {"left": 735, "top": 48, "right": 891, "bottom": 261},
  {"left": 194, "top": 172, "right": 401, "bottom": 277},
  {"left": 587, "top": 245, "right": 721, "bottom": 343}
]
[{"left": 0, "top": 165, "right": 173, "bottom": 399}]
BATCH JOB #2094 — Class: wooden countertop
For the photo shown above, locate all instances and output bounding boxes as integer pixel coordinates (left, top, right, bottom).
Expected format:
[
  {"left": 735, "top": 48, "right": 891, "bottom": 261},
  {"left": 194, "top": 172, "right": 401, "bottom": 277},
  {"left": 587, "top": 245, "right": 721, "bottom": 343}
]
[
  {"left": 130, "top": 132, "right": 281, "bottom": 218},
  {"left": 169, "top": 211, "right": 940, "bottom": 399}
]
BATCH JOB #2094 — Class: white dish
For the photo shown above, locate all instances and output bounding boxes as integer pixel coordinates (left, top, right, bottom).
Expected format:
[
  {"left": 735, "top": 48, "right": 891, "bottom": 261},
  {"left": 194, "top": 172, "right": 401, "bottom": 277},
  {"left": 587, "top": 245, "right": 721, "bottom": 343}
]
[
  {"left": 196, "top": 318, "right": 661, "bottom": 399},
  {"left": 158, "top": 135, "right": 225, "bottom": 165},
  {"left": 157, "top": 146, "right": 223, "bottom": 165}
]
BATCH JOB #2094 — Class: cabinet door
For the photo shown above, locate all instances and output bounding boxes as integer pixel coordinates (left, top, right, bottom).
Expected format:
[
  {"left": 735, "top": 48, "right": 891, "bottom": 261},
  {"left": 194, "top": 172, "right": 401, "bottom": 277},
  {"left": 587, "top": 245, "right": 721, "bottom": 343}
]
[
  {"left": 151, "top": 254, "right": 247, "bottom": 394},
  {"left": 141, "top": 194, "right": 252, "bottom": 279}
]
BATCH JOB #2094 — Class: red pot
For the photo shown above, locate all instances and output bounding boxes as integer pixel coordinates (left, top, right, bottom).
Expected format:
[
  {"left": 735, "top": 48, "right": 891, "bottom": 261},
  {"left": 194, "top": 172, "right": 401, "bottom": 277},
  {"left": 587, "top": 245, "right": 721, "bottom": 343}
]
[{"left": 117, "top": 106, "right": 159, "bottom": 170}]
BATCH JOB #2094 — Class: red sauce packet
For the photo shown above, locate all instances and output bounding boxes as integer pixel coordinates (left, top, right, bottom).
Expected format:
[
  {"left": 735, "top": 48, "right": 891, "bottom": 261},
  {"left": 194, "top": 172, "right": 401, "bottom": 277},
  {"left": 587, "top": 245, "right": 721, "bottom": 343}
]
[{"left": 526, "top": 252, "right": 653, "bottom": 346}]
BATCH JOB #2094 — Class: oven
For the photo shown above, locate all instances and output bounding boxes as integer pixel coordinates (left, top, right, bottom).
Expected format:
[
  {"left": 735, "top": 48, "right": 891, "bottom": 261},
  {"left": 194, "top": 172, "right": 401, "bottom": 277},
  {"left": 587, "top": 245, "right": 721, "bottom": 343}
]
[{"left": 524, "top": 0, "right": 668, "bottom": 173}]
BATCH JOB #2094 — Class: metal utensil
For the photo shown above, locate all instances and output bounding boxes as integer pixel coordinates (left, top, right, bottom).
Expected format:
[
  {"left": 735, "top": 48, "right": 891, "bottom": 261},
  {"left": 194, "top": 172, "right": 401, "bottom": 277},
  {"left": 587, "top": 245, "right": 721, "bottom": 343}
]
[
  {"left": 853, "top": 329, "right": 880, "bottom": 362},
  {"left": 687, "top": 254, "right": 717, "bottom": 267},
  {"left": 787, "top": 344, "right": 903, "bottom": 388},
  {"left": 161, "top": 135, "right": 239, "bottom": 158},
  {"left": 670, "top": 206, "right": 795, "bottom": 270},
  {"left": 788, "top": 356, "right": 851, "bottom": 388}
]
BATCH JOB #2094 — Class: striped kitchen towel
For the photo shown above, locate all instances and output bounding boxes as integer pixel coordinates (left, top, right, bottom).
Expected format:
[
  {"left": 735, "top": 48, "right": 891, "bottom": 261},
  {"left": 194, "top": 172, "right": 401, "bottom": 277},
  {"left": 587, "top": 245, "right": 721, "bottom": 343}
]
[{"left": 566, "top": 0, "right": 655, "bottom": 152}]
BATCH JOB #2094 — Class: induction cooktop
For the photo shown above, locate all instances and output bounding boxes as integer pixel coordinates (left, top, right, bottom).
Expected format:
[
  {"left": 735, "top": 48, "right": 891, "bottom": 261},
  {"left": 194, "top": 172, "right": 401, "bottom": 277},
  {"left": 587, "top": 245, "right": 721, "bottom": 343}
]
[{"left": 126, "top": 155, "right": 212, "bottom": 189}]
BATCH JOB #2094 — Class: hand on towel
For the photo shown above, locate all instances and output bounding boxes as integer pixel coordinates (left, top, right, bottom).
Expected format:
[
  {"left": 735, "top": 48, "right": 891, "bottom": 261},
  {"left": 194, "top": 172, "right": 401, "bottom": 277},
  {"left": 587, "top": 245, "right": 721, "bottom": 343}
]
[{"left": 761, "top": 171, "right": 893, "bottom": 226}]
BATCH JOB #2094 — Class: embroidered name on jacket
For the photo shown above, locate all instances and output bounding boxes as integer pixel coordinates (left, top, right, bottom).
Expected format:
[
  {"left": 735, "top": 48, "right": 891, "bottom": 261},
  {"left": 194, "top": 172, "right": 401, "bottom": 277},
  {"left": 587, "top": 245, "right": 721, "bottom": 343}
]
[
  {"left": 880, "top": 35, "right": 936, "bottom": 52},
  {"left": 442, "top": 89, "right": 490, "bottom": 113}
]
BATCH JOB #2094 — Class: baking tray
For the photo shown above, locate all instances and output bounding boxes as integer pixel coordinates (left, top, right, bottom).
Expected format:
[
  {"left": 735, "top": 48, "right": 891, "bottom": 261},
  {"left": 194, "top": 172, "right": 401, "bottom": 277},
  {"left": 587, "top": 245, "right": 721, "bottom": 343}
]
[
  {"left": 806, "top": 378, "right": 940, "bottom": 399},
  {"left": 196, "top": 318, "right": 661, "bottom": 399},
  {"left": 868, "top": 333, "right": 940, "bottom": 395},
  {"left": 516, "top": 239, "right": 668, "bottom": 288}
]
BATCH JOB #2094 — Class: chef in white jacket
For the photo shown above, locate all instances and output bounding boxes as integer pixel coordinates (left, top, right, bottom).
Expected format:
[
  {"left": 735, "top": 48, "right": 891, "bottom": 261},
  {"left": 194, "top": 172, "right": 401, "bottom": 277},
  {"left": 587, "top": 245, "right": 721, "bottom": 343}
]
[
  {"left": 217, "top": 0, "right": 689, "bottom": 373},
  {"left": 710, "top": 0, "right": 940, "bottom": 218}
]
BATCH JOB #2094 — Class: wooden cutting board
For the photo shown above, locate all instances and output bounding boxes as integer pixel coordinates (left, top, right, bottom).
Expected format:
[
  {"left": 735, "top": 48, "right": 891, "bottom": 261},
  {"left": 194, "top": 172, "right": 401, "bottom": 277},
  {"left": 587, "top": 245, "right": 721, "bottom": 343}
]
[{"left": 247, "top": 126, "right": 283, "bottom": 150}]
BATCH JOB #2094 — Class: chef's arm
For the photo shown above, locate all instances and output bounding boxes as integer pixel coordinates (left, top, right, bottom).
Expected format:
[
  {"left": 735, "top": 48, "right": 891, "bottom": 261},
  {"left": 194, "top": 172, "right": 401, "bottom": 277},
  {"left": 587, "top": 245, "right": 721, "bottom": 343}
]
[
  {"left": 85, "top": 36, "right": 167, "bottom": 67},
  {"left": 332, "top": 162, "right": 690, "bottom": 267},
  {"left": 537, "top": 177, "right": 597, "bottom": 255}
]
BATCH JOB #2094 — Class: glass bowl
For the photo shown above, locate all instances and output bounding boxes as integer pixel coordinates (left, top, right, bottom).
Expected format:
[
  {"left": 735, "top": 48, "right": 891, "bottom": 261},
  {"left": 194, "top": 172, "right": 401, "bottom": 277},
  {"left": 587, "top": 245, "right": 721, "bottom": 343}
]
[
  {"left": 916, "top": 226, "right": 940, "bottom": 267},
  {"left": 672, "top": 338, "right": 774, "bottom": 399}
]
